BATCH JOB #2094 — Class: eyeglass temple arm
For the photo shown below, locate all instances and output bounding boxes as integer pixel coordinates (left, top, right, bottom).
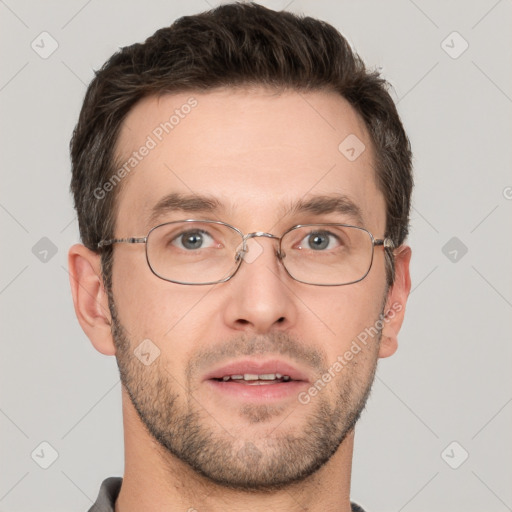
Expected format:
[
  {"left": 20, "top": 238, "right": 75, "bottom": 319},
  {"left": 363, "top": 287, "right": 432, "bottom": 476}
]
[
  {"left": 375, "top": 238, "right": 395, "bottom": 249},
  {"left": 97, "top": 237, "right": 147, "bottom": 249}
]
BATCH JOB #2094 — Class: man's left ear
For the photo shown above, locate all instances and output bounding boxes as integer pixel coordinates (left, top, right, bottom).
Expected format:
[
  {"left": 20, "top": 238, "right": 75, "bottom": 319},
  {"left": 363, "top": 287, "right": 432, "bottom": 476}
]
[{"left": 379, "top": 245, "right": 412, "bottom": 358}]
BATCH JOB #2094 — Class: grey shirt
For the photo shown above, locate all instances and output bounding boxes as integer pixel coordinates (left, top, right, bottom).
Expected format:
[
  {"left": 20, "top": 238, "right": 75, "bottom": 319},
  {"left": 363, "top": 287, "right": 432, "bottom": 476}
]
[{"left": 88, "top": 477, "right": 367, "bottom": 511}]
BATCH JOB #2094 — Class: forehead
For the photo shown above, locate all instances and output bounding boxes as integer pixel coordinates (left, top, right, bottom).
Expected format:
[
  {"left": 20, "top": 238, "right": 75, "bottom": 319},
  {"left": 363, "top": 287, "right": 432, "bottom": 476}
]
[{"left": 113, "top": 87, "right": 385, "bottom": 234}]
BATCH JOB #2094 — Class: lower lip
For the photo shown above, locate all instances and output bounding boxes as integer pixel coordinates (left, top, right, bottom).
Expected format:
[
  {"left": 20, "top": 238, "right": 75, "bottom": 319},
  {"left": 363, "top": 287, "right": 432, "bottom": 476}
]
[{"left": 206, "top": 379, "right": 308, "bottom": 402}]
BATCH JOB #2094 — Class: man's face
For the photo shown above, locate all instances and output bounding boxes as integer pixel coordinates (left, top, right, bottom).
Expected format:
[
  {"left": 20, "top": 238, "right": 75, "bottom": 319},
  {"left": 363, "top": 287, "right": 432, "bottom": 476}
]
[{"left": 109, "top": 87, "right": 392, "bottom": 489}]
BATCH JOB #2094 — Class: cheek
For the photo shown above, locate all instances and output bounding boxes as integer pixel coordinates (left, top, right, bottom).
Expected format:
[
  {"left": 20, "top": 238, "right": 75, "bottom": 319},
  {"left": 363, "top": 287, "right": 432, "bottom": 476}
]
[
  {"left": 112, "top": 251, "right": 153, "bottom": 333},
  {"left": 112, "top": 252, "right": 217, "bottom": 344},
  {"left": 310, "top": 282, "right": 386, "bottom": 359}
]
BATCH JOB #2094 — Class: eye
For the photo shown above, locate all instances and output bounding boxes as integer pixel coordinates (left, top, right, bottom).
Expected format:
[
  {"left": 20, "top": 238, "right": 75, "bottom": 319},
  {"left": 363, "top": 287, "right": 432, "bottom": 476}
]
[
  {"left": 299, "top": 230, "right": 341, "bottom": 251},
  {"left": 172, "top": 229, "right": 216, "bottom": 250}
]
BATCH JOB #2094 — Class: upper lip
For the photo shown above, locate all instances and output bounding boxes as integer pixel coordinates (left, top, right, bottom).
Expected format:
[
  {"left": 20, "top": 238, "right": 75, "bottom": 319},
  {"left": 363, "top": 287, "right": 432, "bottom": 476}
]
[{"left": 203, "top": 358, "right": 310, "bottom": 382}]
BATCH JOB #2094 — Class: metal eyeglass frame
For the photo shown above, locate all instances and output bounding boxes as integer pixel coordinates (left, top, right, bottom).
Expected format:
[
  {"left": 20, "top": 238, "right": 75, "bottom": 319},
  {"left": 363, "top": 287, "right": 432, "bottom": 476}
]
[{"left": 97, "top": 219, "right": 395, "bottom": 286}]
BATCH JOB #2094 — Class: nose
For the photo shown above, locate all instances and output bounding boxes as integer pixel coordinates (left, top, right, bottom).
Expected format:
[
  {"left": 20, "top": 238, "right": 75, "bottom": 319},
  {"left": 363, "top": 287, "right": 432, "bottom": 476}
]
[{"left": 222, "top": 236, "right": 298, "bottom": 334}]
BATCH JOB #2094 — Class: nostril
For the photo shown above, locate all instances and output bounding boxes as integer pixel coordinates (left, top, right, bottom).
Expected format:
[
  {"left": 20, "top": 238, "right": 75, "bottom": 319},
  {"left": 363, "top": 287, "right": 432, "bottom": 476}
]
[{"left": 276, "top": 317, "right": 285, "bottom": 323}]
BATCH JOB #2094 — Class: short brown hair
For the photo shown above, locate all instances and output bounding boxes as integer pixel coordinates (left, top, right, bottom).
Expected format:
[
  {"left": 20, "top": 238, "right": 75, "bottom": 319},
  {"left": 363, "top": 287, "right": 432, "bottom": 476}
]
[{"left": 70, "top": 1, "right": 412, "bottom": 287}]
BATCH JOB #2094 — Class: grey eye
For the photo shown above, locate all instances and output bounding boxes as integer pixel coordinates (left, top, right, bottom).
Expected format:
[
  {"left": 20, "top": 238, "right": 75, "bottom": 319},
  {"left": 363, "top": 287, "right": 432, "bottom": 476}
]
[
  {"left": 307, "top": 233, "right": 330, "bottom": 250},
  {"left": 173, "top": 230, "right": 215, "bottom": 250},
  {"left": 300, "top": 231, "right": 340, "bottom": 251}
]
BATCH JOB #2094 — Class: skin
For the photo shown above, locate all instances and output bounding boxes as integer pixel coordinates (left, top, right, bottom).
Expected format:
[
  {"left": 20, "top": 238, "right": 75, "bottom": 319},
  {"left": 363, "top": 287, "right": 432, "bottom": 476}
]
[{"left": 69, "top": 87, "right": 411, "bottom": 512}]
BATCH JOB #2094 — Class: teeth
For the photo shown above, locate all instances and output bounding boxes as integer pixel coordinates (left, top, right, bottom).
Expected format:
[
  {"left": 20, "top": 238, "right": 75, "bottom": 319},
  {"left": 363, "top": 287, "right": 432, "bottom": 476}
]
[{"left": 219, "top": 373, "right": 292, "bottom": 382}]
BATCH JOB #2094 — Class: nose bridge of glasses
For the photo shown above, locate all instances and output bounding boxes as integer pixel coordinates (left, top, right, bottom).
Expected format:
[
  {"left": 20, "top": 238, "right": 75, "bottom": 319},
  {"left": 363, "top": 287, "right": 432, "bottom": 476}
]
[
  {"left": 235, "top": 232, "right": 282, "bottom": 262},
  {"left": 245, "top": 232, "right": 280, "bottom": 241}
]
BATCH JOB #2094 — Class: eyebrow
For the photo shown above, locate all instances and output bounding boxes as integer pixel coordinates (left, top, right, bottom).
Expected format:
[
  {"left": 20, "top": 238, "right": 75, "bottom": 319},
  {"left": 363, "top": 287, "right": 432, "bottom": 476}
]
[
  {"left": 289, "top": 194, "right": 365, "bottom": 226},
  {"left": 148, "top": 192, "right": 222, "bottom": 227},
  {"left": 147, "top": 192, "right": 364, "bottom": 228}
]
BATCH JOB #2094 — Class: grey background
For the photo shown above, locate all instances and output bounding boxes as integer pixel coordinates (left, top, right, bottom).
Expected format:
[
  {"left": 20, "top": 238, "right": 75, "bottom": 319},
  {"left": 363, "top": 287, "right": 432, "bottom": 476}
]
[{"left": 1, "top": 0, "right": 511, "bottom": 511}]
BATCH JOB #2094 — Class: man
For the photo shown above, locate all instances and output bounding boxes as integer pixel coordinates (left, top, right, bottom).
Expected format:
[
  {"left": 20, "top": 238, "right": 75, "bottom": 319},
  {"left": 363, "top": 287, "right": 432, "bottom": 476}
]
[{"left": 68, "top": 2, "right": 412, "bottom": 511}]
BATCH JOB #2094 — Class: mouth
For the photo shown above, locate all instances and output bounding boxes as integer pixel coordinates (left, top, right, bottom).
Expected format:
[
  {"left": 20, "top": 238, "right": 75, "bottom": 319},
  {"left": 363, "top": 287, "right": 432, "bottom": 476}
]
[
  {"left": 212, "top": 373, "right": 294, "bottom": 384},
  {"left": 203, "top": 359, "right": 309, "bottom": 402}
]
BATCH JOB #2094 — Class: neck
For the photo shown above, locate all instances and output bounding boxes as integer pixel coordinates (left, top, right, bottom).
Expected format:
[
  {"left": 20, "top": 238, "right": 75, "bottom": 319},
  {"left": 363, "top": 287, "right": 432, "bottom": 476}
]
[{"left": 115, "top": 390, "right": 355, "bottom": 512}]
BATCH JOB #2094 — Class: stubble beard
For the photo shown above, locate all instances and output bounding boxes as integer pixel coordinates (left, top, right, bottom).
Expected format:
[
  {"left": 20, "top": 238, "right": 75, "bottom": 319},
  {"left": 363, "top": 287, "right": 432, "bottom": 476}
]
[{"left": 108, "top": 294, "right": 382, "bottom": 491}]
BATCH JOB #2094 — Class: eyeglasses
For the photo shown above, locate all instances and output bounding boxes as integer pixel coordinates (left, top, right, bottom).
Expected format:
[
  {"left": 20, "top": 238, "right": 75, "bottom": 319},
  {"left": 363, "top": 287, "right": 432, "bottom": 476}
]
[{"left": 97, "top": 219, "right": 394, "bottom": 286}]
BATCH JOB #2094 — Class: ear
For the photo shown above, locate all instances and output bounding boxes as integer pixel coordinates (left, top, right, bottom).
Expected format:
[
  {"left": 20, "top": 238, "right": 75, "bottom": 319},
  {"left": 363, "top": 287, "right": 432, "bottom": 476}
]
[
  {"left": 68, "top": 244, "right": 116, "bottom": 356},
  {"left": 379, "top": 245, "right": 412, "bottom": 358}
]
